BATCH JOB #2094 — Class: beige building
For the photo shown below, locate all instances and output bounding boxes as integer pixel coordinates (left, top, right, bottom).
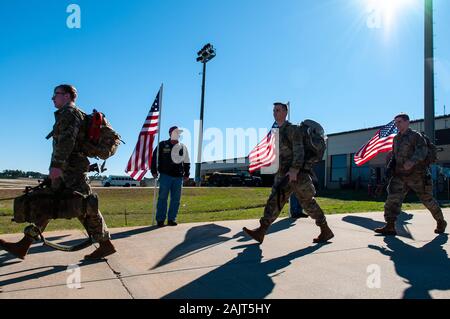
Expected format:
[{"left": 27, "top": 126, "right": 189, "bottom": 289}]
[{"left": 325, "top": 115, "right": 450, "bottom": 189}]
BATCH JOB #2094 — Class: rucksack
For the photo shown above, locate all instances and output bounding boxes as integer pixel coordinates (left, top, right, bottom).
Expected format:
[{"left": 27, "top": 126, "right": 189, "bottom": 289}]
[
  {"left": 298, "top": 119, "right": 326, "bottom": 166},
  {"left": 419, "top": 132, "right": 438, "bottom": 166},
  {"left": 78, "top": 109, "right": 122, "bottom": 160}
]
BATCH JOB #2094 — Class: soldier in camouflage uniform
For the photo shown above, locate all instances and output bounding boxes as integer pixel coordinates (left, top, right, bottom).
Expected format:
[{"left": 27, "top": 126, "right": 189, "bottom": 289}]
[
  {"left": 0, "top": 84, "right": 116, "bottom": 260},
  {"left": 375, "top": 113, "right": 447, "bottom": 235},
  {"left": 243, "top": 102, "right": 334, "bottom": 244}
]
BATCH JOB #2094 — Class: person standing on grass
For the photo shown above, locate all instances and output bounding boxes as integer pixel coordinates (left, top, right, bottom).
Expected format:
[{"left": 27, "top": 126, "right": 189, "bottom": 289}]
[
  {"left": 289, "top": 194, "right": 308, "bottom": 219},
  {"left": 151, "top": 126, "right": 190, "bottom": 227}
]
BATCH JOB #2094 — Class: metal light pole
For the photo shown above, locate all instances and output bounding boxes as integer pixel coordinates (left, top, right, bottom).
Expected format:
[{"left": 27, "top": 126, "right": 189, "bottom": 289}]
[
  {"left": 424, "top": 0, "right": 437, "bottom": 196},
  {"left": 195, "top": 43, "right": 216, "bottom": 186},
  {"left": 424, "top": 0, "right": 435, "bottom": 142}
]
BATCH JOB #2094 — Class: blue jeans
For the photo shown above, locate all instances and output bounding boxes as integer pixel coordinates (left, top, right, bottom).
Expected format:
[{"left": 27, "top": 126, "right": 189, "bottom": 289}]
[
  {"left": 289, "top": 193, "right": 304, "bottom": 217},
  {"left": 156, "top": 173, "right": 183, "bottom": 222}
]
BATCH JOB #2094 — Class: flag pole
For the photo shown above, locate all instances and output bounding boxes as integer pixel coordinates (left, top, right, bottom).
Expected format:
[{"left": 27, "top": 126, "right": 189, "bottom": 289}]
[
  {"left": 151, "top": 83, "right": 164, "bottom": 226},
  {"left": 287, "top": 101, "right": 290, "bottom": 122}
]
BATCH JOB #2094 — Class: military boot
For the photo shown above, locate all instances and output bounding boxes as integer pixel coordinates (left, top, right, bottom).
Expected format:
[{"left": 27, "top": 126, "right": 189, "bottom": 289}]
[
  {"left": 243, "top": 221, "right": 269, "bottom": 244},
  {"left": 0, "top": 235, "right": 34, "bottom": 260},
  {"left": 84, "top": 240, "right": 116, "bottom": 260},
  {"left": 435, "top": 220, "right": 447, "bottom": 234},
  {"left": 374, "top": 222, "right": 397, "bottom": 236},
  {"left": 313, "top": 223, "right": 334, "bottom": 243}
]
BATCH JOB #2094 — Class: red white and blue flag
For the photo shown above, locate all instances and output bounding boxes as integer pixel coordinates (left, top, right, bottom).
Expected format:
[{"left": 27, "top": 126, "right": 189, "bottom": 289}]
[
  {"left": 248, "top": 122, "right": 278, "bottom": 173},
  {"left": 125, "top": 89, "right": 161, "bottom": 181},
  {"left": 354, "top": 120, "right": 398, "bottom": 166}
]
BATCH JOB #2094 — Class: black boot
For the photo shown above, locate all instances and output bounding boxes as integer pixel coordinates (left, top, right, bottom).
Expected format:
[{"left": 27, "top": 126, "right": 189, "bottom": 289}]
[
  {"left": 0, "top": 235, "right": 34, "bottom": 260},
  {"left": 374, "top": 222, "right": 397, "bottom": 236},
  {"left": 243, "top": 221, "right": 269, "bottom": 244},
  {"left": 313, "top": 223, "right": 334, "bottom": 243},
  {"left": 435, "top": 220, "right": 447, "bottom": 234},
  {"left": 84, "top": 240, "right": 116, "bottom": 260}
]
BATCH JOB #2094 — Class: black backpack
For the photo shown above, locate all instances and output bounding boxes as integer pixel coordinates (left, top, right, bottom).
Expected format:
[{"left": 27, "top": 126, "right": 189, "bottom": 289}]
[{"left": 298, "top": 119, "right": 326, "bottom": 166}]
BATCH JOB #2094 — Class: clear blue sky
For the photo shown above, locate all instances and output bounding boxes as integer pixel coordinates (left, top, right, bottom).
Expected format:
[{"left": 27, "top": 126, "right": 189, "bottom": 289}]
[{"left": 1, "top": 0, "right": 449, "bottom": 176}]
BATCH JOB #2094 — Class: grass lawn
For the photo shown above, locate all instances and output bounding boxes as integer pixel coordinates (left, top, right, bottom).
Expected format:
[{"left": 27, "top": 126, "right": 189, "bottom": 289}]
[{"left": 0, "top": 187, "right": 443, "bottom": 234}]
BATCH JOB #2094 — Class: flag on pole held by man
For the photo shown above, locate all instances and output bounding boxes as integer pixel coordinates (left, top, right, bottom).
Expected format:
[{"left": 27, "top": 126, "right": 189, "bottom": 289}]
[
  {"left": 248, "top": 122, "right": 278, "bottom": 173},
  {"left": 125, "top": 88, "right": 162, "bottom": 181},
  {"left": 353, "top": 120, "right": 398, "bottom": 166}
]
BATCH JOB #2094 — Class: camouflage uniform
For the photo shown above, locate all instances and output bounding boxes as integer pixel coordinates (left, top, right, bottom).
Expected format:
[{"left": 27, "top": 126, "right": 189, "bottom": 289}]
[
  {"left": 260, "top": 121, "right": 327, "bottom": 227},
  {"left": 39, "top": 102, "right": 110, "bottom": 242},
  {"left": 384, "top": 128, "right": 445, "bottom": 223}
]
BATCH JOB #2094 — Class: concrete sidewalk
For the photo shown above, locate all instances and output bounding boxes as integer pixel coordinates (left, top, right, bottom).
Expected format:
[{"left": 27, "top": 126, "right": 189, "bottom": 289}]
[{"left": 1, "top": 209, "right": 449, "bottom": 299}]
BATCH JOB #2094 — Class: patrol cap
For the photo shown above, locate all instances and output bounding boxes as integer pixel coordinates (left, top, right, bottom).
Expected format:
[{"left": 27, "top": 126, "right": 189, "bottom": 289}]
[{"left": 169, "top": 126, "right": 183, "bottom": 135}]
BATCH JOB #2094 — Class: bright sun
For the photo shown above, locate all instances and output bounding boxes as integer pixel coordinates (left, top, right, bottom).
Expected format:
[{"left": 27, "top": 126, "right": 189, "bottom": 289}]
[{"left": 367, "top": 0, "right": 417, "bottom": 31}]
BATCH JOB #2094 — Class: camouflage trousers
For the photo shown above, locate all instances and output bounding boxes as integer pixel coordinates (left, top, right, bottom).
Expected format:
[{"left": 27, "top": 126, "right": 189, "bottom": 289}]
[
  {"left": 260, "top": 172, "right": 327, "bottom": 227},
  {"left": 384, "top": 171, "right": 444, "bottom": 223},
  {"left": 35, "top": 171, "right": 111, "bottom": 243}
]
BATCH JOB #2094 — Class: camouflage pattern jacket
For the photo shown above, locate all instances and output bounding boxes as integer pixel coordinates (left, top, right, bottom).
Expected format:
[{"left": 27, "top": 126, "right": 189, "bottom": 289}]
[
  {"left": 277, "top": 121, "right": 305, "bottom": 175},
  {"left": 50, "top": 102, "right": 85, "bottom": 171},
  {"left": 391, "top": 128, "right": 428, "bottom": 175}
]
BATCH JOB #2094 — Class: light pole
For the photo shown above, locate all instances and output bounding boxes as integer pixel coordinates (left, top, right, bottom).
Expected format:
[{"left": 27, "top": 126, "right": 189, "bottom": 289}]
[
  {"left": 424, "top": 0, "right": 435, "bottom": 142},
  {"left": 195, "top": 43, "right": 216, "bottom": 186},
  {"left": 424, "top": 0, "right": 437, "bottom": 195}
]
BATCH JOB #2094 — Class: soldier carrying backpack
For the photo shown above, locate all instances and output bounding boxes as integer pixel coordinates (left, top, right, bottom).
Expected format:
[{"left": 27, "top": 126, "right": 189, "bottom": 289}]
[
  {"left": 0, "top": 84, "right": 121, "bottom": 260},
  {"left": 243, "top": 102, "right": 334, "bottom": 245},
  {"left": 376, "top": 113, "right": 447, "bottom": 236}
]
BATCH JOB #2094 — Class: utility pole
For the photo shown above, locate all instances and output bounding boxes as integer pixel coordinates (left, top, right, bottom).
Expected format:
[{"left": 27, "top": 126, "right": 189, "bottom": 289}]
[
  {"left": 195, "top": 44, "right": 216, "bottom": 186},
  {"left": 424, "top": 0, "right": 437, "bottom": 196}
]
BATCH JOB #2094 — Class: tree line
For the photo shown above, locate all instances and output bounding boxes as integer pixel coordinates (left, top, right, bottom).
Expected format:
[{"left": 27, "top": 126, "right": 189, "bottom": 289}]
[{"left": 0, "top": 170, "right": 107, "bottom": 180}]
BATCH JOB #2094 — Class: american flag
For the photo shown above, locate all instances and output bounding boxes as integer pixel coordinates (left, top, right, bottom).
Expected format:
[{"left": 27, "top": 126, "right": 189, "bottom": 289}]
[
  {"left": 248, "top": 122, "right": 278, "bottom": 173},
  {"left": 354, "top": 120, "right": 398, "bottom": 166},
  {"left": 125, "top": 88, "right": 161, "bottom": 181}
]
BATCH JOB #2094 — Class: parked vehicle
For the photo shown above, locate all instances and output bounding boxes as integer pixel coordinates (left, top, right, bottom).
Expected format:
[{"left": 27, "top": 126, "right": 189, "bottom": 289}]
[
  {"left": 207, "top": 172, "right": 262, "bottom": 187},
  {"left": 102, "top": 175, "right": 139, "bottom": 187}
]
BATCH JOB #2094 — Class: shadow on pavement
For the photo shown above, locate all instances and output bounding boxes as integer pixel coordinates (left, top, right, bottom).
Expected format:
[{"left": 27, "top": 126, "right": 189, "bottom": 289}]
[
  {"left": 368, "top": 234, "right": 449, "bottom": 299},
  {"left": 0, "top": 225, "right": 160, "bottom": 262},
  {"left": 234, "top": 217, "right": 299, "bottom": 243},
  {"left": 0, "top": 259, "right": 105, "bottom": 288},
  {"left": 162, "top": 242, "right": 328, "bottom": 299},
  {"left": 342, "top": 212, "right": 414, "bottom": 239},
  {"left": 0, "top": 238, "right": 96, "bottom": 262},
  {"left": 151, "top": 224, "right": 231, "bottom": 269},
  {"left": 152, "top": 218, "right": 301, "bottom": 270},
  {"left": 111, "top": 225, "right": 159, "bottom": 240}
]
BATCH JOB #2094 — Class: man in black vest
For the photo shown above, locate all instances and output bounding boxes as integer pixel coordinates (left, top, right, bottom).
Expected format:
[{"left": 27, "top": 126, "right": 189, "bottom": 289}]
[{"left": 151, "top": 126, "right": 190, "bottom": 227}]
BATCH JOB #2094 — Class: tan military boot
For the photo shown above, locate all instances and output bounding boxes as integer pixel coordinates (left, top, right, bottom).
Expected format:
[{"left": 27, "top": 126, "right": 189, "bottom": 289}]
[
  {"left": 84, "top": 240, "right": 116, "bottom": 260},
  {"left": 374, "top": 222, "right": 397, "bottom": 236},
  {"left": 313, "top": 223, "right": 334, "bottom": 243},
  {"left": 0, "top": 236, "right": 34, "bottom": 260},
  {"left": 435, "top": 220, "right": 447, "bottom": 234},
  {"left": 243, "top": 222, "right": 269, "bottom": 244}
]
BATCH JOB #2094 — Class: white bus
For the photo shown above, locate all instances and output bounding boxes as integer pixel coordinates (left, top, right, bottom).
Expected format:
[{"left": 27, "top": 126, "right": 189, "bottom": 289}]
[{"left": 102, "top": 176, "right": 140, "bottom": 187}]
